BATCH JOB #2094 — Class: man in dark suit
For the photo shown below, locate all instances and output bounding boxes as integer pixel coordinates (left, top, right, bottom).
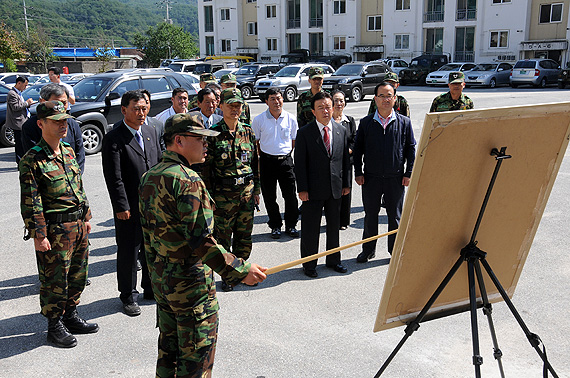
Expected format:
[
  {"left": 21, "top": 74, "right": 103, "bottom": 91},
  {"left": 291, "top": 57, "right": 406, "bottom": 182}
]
[
  {"left": 189, "top": 88, "right": 223, "bottom": 129},
  {"left": 294, "top": 91, "right": 351, "bottom": 278},
  {"left": 102, "top": 90, "right": 162, "bottom": 316},
  {"left": 7, "top": 76, "right": 34, "bottom": 163}
]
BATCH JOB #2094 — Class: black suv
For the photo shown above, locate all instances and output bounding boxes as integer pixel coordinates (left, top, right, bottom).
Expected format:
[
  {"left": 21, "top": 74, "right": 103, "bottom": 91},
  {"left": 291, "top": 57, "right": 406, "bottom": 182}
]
[
  {"left": 69, "top": 69, "right": 197, "bottom": 154},
  {"left": 234, "top": 63, "right": 281, "bottom": 100},
  {"left": 399, "top": 54, "right": 449, "bottom": 85},
  {"left": 322, "top": 61, "right": 391, "bottom": 102},
  {"left": 558, "top": 63, "right": 570, "bottom": 89}
]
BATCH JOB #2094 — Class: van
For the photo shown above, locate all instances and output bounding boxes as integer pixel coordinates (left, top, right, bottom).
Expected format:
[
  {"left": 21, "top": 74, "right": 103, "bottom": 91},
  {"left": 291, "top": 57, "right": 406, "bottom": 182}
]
[
  {"left": 167, "top": 60, "right": 199, "bottom": 73},
  {"left": 194, "top": 59, "right": 239, "bottom": 75}
]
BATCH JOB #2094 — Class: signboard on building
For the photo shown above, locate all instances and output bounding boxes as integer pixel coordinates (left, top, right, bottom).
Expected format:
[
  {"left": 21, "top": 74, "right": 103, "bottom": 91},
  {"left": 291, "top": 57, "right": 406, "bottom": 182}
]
[{"left": 521, "top": 41, "right": 568, "bottom": 51}]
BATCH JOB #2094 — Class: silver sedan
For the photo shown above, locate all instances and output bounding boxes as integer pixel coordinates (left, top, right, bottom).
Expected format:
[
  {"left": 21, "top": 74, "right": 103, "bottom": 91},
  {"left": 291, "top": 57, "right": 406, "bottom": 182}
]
[{"left": 465, "top": 62, "right": 513, "bottom": 88}]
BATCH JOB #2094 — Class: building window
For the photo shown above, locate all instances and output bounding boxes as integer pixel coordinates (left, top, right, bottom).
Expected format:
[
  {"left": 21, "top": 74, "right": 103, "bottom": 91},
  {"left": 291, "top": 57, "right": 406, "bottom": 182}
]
[
  {"left": 287, "top": 0, "right": 301, "bottom": 28},
  {"left": 220, "top": 8, "right": 230, "bottom": 21},
  {"left": 309, "top": 32, "right": 323, "bottom": 55},
  {"left": 425, "top": 28, "right": 444, "bottom": 53},
  {"left": 267, "top": 38, "right": 278, "bottom": 51},
  {"left": 492, "top": 0, "right": 510, "bottom": 3},
  {"left": 205, "top": 36, "right": 215, "bottom": 56},
  {"left": 204, "top": 6, "right": 214, "bottom": 32},
  {"left": 396, "top": 0, "right": 410, "bottom": 10},
  {"left": 247, "top": 22, "right": 258, "bottom": 35},
  {"left": 221, "top": 39, "right": 231, "bottom": 52},
  {"left": 424, "top": 0, "right": 444, "bottom": 22},
  {"left": 309, "top": 0, "right": 323, "bottom": 27},
  {"left": 266, "top": 4, "right": 277, "bottom": 18},
  {"left": 455, "top": 26, "right": 475, "bottom": 62},
  {"left": 539, "top": 3, "right": 563, "bottom": 23},
  {"left": 367, "top": 15, "right": 382, "bottom": 31},
  {"left": 490, "top": 30, "right": 508, "bottom": 48},
  {"left": 333, "top": 0, "right": 346, "bottom": 14},
  {"left": 334, "top": 36, "right": 346, "bottom": 50},
  {"left": 247, "top": 0, "right": 257, "bottom": 2},
  {"left": 395, "top": 34, "right": 410, "bottom": 50},
  {"left": 457, "top": 0, "right": 476, "bottom": 20},
  {"left": 288, "top": 33, "right": 301, "bottom": 52}
]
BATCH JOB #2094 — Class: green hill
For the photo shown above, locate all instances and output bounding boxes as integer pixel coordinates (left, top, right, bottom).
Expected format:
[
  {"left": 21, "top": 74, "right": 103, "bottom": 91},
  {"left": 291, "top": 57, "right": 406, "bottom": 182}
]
[{"left": 1, "top": 0, "right": 198, "bottom": 47}]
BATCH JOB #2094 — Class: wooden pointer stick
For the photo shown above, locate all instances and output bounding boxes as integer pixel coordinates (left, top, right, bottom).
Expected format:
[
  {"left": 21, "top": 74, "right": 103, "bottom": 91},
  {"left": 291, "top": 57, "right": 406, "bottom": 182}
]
[{"left": 265, "top": 229, "right": 399, "bottom": 276}]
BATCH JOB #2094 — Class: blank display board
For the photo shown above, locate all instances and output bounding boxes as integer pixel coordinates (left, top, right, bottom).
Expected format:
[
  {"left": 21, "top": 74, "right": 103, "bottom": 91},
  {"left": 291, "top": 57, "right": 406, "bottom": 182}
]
[{"left": 375, "top": 102, "right": 570, "bottom": 332}]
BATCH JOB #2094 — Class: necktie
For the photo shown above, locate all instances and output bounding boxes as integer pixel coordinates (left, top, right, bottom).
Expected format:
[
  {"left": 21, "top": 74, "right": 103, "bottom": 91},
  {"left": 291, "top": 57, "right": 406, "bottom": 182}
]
[
  {"left": 323, "top": 126, "right": 331, "bottom": 156},
  {"left": 135, "top": 130, "right": 144, "bottom": 151}
]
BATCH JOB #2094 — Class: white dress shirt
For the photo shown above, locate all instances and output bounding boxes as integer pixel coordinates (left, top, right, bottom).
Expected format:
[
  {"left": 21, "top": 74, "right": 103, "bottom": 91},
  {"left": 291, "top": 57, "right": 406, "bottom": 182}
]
[{"left": 251, "top": 109, "right": 297, "bottom": 156}]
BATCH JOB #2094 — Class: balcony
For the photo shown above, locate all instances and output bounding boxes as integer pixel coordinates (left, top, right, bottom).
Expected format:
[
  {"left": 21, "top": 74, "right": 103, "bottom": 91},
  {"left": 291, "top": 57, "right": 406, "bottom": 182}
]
[
  {"left": 424, "top": 11, "right": 444, "bottom": 22},
  {"left": 456, "top": 9, "right": 476, "bottom": 21},
  {"left": 455, "top": 51, "right": 474, "bottom": 62},
  {"left": 205, "top": 23, "right": 214, "bottom": 33},
  {"left": 287, "top": 18, "right": 301, "bottom": 29},
  {"left": 309, "top": 18, "right": 323, "bottom": 28}
]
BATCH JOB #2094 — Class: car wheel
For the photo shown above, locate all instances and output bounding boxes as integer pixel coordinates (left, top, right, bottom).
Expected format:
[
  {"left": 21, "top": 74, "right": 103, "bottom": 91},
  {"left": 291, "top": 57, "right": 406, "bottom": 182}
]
[
  {"left": 81, "top": 124, "right": 103, "bottom": 155},
  {"left": 489, "top": 78, "right": 496, "bottom": 88},
  {"left": 540, "top": 77, "right": 547, "bottom": 88},
  {"left": 0, "top": 123, "right": 15, "bottom": 147},
  {"left": 284, "top": 86, "right": 297, "bottom": 102},
  {"left": 349, "top": 86, "right": 362, "bottom": 102},
  {"left": 419, "top": 75, "right": 427, "bottom": 86},
  {"left": 241, "top": 85, "right": 253, "bottom": 100}
]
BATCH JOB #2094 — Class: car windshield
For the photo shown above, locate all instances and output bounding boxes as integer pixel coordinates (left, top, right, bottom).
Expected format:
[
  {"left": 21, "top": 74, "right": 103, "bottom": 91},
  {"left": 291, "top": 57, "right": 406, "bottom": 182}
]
[
  {"left": 214, "top": 69, "right": 234, "bottom": 79},
  {"left": 410, "top": 58, "right": 430, "bottom": 68},
  {"left": 514, "top": 61, "right": 536, "bottom": 69},
  {"left": 472, "top": 64, "right": 498, "bottom": 71},
  {"left": 0, "top": 85, "right": 10, "bottom": 95},
  {"left": 169, "top": 63, "right": 184, "bottom": 72},
  {"left": 22, "top": 85, "right": 43, "bottom": 101},
  {"left": 194, "top": 64, "right": 212, "bottom": 75},
  {"left": 274, "top": 66, "right": 301, "bottom": 77},
  {"left": 438, "top": 64, "right": 462, "bottom": 71},
  {"left": 72, "top": 77, "right": 114, "bottom": 101},
  {"left": 333, "top": 64, "right": 363, "bottom": 76},
  {"left": 236, "top": 66, "right": 259, "bottom": 75}
]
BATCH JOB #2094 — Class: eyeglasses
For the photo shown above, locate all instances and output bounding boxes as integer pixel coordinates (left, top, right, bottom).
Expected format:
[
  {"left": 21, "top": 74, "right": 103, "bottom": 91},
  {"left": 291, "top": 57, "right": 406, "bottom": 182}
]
[{"left": 376, "top": 94, "right": 395, "bottom": 101}]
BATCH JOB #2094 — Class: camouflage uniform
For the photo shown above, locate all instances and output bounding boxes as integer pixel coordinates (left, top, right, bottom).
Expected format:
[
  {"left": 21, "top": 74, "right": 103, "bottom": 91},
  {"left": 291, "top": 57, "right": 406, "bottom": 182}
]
[
  {"left": 429, "top": 92, "right": 474, "bottom": 112},
  {"left": 239, "top": 101, "right": 251, "bottom": 125},
  {"left": 139, "top": 149, "right": 250, "bottom": 378},
  {"left": 201, "top": 119, "right": 260, "bottom": 261},
  {"left": 296, "top": 90, "right": 317, "bottom": 128},
  {"left": 367, "top": 94, "right": 410, "bottom": 116},
  {"left": 19, "top": 139, "right": 91, "bottom": 319}
]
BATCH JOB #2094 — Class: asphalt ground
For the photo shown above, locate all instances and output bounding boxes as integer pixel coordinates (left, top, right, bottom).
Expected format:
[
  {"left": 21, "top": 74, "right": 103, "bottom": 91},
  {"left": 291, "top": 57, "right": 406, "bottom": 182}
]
[{"left": 1, "top": 85, "right": 569, "bottom": 377}]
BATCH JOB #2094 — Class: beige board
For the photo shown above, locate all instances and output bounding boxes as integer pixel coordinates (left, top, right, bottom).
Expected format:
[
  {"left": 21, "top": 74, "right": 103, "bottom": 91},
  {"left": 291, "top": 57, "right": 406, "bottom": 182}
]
[{"left": 374, "top": 102, "right": 570, "bottom": 332}]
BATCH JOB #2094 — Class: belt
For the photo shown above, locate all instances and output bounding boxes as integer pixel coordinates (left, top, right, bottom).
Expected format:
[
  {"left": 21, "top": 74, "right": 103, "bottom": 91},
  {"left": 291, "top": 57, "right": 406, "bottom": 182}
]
[
  {"left": 216, "top": 174, "right": 253, "bottom": 186},
  {"left": 45, "top": 205, "right": 86, "bottom": 223},
  {"left": 261, "top": 151, "right": 291, "bottom": 160}
]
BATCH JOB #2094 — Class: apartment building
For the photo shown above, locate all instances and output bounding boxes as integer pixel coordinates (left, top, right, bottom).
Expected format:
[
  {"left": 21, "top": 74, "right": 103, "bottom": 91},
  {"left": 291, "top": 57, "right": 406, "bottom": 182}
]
[{"left": 197, "top": 0, "right": 570, "bottom": 66}]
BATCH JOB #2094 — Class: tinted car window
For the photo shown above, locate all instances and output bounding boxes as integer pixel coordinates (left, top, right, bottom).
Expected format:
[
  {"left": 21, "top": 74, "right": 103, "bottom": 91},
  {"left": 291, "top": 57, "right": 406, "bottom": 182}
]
[
  {"left": 514, "top": 61, "right": 536, "bottom": 69},
  {"left": 142, "top": 77, "right": 172, "bottom": 94},
  {"left": 462, "top": 64, "right": 476, "bottom": 71},
  {"left": 539, "top": 61, "right": 549, "bottom": 69},
  {"left": 274, "top": 66, "right": 301, "bottom": 77},
  {"left": 366, "top": 65, "right": 382, "bottom": 74},
  {"left": 167, "top": 76, "right": 182, "bottom": 88},
  {"left": 111, "top": 79, "right": 140, "bottom": 97},
  {"left": 21, "top": 85, "right": 44, "bottom": 101},
  {"left": 74, "top": 77, "right": 114, "bottom": 101},
  {"left": 334, "top": 64, "right": 363, "bottom": 76},
  {"left": 2, "top": 75, "right": 18, "bottom": 85},
  {"left": 499, "top": 63, "right": 512, "bottom": 70},
  {"left": 301, "top": 67, "right": 312, "bottom": 76}
]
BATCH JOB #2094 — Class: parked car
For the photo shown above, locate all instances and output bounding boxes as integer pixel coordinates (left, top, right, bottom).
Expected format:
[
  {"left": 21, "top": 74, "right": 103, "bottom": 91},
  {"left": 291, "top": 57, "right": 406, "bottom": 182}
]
[
  {"left": 167, "top": 59, "right": 200, "bottom": 73},
  {"left": 60, "top": 73, "right": 93, "bottom": 82},
  {"left": 322, "top": 61, "right": 391, "bottom": 102},
  {"left": 194, "top": 59, "right": 239, "bottom": 75},
  {"left": 234, "top": 63, "right": 281, "bottom": 100},
  {"left": 27, "top": 74, "right": 49, "bottom": 85},
  {"left": 558, "top": 65, "right": 570, "bottom": 89},
  {"left": 379, "top": 59, "right": 409, "bottom": 75},
  {"left": 399, "top": 54, "right": 449, "bottom": 85},
  {"left": 465, "top": 62, "right": 513, "bottom": 88},
  {"left": 0, "top": 83, "right": 10, "bottom": 103},
  {"left": 0, "top": 104, "right": 11, "bottom": 147},
  {"left": 425, "top": 63, "right": 477, "bottom": 85},
  {"left": 254, "top": 63, "right": 335, "bottom": 102},
  {"left": 510, "top": 59, "right": 561, "bottom": 88},
  {"left": 0, "top": 72, "right": 30, "bottom": 88},
  {"left": 213, "top": 68, "right": 239, "bottom": 80}
]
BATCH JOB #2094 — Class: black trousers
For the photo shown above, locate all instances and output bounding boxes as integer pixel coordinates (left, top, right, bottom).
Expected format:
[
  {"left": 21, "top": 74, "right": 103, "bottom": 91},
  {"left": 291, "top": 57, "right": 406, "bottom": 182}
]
[
  {"left": 340, "top": 191, "right": 351, "bottom": 227},
  {"left": 300, "top": 197, "right": 341, "bottom": 270},
  {"left": 362, "top": 176, "right": 404, "bottom": 254},
  {"left": 259, "top": 152, "right": 298, "bottom": 229},
  {"left": 115, "top": 215, "right": 152, "bottom": 303},
  {"left": 14, "top": 129, "right": 25, "bottom": 164}
]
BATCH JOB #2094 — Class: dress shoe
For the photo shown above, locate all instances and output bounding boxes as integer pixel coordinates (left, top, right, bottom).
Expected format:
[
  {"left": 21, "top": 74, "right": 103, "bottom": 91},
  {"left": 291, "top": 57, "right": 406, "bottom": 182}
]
[
  {"left": 85, "top": 278, "right": 91, "bottom": 286},
  {"left": 62, "top": 310, "right": 99, "bottom": 334},
  {"left": 123, "top": 302, "right": 141, "bottom": 317},
  {"left": 327, "top": 263, "right": 348, "bottom": 273},
  {"left": 285, "top": 227, "right": 299, "bottom": 238},
  {"left": 271, "top": 228, "right": 281, "bottom": 239},
  {"left": 221, "top": 280, "right": 234, "bottom": 292},
  {"left": 356, "top": 250, "right": 376, "bottom": 263},
  {"left": 303, "top": 268, "right": 318, "bottom": 278},
  {"left": 47, "top": 318, "right": 77, "bottom": 348}
]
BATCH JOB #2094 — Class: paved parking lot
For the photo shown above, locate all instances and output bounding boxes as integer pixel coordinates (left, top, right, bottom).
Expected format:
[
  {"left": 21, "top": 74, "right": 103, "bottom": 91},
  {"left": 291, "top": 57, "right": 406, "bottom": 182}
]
[{"left": 1, "top": 86, "right": 569, "bottom": 377}]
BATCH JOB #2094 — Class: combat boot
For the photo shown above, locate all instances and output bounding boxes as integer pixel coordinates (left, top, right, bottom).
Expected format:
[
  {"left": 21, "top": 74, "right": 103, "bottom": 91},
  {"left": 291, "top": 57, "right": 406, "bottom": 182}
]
[
  {"left": 47, "top": 318, "right": 77, "bottom": 348},
  {"left": 62, "top": 309, "right": 99, "bottom": 334}
]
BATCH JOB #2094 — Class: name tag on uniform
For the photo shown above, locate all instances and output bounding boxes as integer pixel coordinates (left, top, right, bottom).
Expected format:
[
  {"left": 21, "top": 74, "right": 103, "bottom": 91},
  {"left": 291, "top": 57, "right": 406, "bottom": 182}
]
[{"left": 241, "top": 151, "right": 248, "bottom": 163}]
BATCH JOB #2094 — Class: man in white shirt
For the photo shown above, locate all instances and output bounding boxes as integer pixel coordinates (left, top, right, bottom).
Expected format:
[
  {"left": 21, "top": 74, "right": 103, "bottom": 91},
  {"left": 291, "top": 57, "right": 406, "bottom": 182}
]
[
  {"left": 154, "top": 88, "right": 189, "bottom": 125},
  {"left": 252, "top": 87, "right": 299, "bottom": 239},
  {"left": 48, "top": 67, "right": 75, "bottom": 107}
]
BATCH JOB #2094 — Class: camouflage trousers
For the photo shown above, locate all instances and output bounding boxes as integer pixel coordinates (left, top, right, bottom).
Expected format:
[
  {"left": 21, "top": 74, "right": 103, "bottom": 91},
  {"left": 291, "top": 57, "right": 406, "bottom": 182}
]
[
  {"left": 150, "top": 258, "right": 219, "bottom": 378},
  {"left": 212, "top": 182, "right": 254, "bottom": 261},
  {"left": 35, "top": 219, "right": 89, "bottom": 319}
]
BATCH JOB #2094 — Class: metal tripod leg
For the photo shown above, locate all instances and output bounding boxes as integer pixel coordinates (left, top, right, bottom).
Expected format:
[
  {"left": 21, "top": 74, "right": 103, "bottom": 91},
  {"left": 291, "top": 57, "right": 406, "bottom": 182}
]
[
  {"left": 467, "top": 258, "right": 483, "bottom": 378},
  {"left": 474, "top": 260, "right": 505, "bottom": 378}
]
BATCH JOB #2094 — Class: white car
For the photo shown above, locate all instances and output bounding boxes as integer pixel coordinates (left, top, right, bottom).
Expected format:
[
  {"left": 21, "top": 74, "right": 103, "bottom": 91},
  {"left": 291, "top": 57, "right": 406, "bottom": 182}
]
[
  {"left": 378, "top": 59, "right": 409, "bottom": 75},
  {"left": 425, "top": 63, "right": 477, "bottom": 85}
]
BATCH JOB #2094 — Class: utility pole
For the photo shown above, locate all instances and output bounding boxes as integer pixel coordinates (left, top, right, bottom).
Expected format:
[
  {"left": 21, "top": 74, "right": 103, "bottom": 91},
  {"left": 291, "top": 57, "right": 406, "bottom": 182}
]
[
  {"left": 157, "top": 0, "right": 174, "bottom": 24},
  {"left": 22, "top": 0, "right": 30, "bottom": 39}
]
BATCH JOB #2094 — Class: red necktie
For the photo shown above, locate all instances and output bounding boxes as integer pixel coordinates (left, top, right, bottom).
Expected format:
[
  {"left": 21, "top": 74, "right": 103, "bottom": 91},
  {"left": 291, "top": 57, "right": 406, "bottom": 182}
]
[{"left": 323, "top": 126, "right": 331, "bottom": 156}]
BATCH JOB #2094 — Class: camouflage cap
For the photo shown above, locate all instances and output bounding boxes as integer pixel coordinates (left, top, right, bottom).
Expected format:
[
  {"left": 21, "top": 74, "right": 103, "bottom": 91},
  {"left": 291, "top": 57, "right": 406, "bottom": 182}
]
[
  {"left": 220, "top": 73, "right": 237, "bottom": 84},
  {"left": 200, "top": 73, "right": 217, "bottom": 83},
  {"left": 220, "top": 88, "right": 244, "bottom": 104},
  {"left": 384, "top": 72, "right": 399, "bottom": 83},
  {"left": 36, "top": 100, "right": 74, "bottom": 120},
  {"left": 309, "top": 67, "right": 325, "bottom": 79},
  {"left": 449, "top": 71, "right": 465, "bottom": 84},
  {"left": 164, "top": 113, "right": 220, "bottom": 139}
]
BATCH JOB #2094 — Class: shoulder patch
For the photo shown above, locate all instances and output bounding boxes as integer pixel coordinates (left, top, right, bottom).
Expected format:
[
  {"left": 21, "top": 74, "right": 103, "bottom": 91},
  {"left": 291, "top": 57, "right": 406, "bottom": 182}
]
[{"left": 31, "top": 146, "right": 42, "bottom": 152}]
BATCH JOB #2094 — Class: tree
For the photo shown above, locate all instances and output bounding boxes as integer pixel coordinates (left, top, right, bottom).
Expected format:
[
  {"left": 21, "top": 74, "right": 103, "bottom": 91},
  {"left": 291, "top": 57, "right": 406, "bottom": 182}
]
[
  {"left": 25, "top": 27, "right": 56, "bottom": 72},
  {"left": 0, "top": 22, "right": 25, "bottom": 71},
  {"left": 134, "top": 22, "right": 198, "bottom": 67}
]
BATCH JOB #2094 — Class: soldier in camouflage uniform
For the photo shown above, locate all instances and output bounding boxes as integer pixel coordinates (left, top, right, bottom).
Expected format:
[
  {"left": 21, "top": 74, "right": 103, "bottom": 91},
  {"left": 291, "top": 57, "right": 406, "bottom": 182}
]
[
  {"left": 296, "top": 66, "right": 325, "bottom": 127},
  {"left": 219, "top": 73, "right": 251, "bottom": 125},
  {"left": 139, "top": 112, "right": 267, "bottom": 378},
  {"left": 189, "top": 73, "right": 218, "bottom": 109},
  {"left": 367, "top": 72, "right": 410, "bottom": 117},
  {"left": 19, "top": 101, "right": 99, "bottom": 348},
  {"left": 429, "top": 71, "right": 474, "bottom": 112},
  {"left": 201, "top": 89, "right": 260, "bottom": 292}
]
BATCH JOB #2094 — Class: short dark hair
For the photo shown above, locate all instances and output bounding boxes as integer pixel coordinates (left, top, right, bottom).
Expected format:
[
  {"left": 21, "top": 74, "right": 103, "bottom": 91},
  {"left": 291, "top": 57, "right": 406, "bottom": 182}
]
[
  {"left": 310, "top": 91, "right": 332, "bottom": 110},
  {"left": 172, "top": 87, "right": 188, "bottom": 98},
  {"left": 40, "top": 83, "right": 69, "bottom": 100},
  {"left": 141, "top": 88, "right": 151, "bottom": 102},
  {"left": 48, "top": 66, "right": 60, "bottom": 76},
  {"left": 330, "top": 89, "right": 345, "bottom": 99},
  {"left": 263, "top": 87, "right": 281, "bottom": 102},
  {"left": 374, "top": 82, "right": 397, "bottom": 97},
  {"left": 121, "top": 89, "right": 147, "bottom": 108},
  {"left": 197, "top": 88, "right": 215, "bottom": 103},
  {"left": 16, "top": 76, "right": 28, "bottom": 84}
]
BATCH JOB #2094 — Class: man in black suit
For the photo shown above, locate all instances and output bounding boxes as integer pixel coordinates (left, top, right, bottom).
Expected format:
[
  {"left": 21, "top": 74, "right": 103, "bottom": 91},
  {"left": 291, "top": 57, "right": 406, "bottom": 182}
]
[
  {"left": 7, "top": 76, "right": 34, "bottom": 163},
  {"left": 294, "top": 91, "right": 351, "bottom": 278},
  {"left": 102, "top": 90, "right": 162, "bottom": 316}
]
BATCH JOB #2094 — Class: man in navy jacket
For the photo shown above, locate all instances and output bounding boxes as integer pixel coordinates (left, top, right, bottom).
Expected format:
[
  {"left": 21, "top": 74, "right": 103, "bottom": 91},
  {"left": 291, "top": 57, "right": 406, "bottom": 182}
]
[{"left": 353, "top": 82, "right": 416, "bottom": 261}]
